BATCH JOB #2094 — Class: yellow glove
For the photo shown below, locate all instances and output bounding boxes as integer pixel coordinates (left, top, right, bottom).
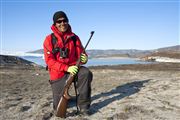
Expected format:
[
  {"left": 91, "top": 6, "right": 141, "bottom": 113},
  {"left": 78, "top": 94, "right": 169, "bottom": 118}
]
[
  {"left": 67, "top": 66, "right": 78, "bottom": 75},
  {"left": 80, "top": 53, "right": 88, "bottom": 64}
]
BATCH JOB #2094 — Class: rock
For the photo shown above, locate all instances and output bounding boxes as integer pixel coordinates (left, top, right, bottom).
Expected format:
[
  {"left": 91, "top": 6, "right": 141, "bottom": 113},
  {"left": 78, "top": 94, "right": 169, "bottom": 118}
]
[
  {"left": 20, "top": 106, "right": 31, "bottom": 112},
  {"left": 42, "top": 112, "right": 53, "bottom": 120}
]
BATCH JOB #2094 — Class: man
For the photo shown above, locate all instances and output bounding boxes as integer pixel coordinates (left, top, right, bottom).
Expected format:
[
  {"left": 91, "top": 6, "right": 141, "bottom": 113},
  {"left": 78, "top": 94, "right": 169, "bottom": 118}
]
[{"left": 43, "top": 11, "right": 93, "bottom": 116}]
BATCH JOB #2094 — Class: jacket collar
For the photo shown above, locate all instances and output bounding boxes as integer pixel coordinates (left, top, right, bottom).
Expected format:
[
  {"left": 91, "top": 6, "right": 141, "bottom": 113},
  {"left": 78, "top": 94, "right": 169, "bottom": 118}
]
[
  {"left": 51, "top": 24, "right": 74, "bottom": 39},
  {"left": 51, "top": 24, "right": 75, "bottom": 47}
]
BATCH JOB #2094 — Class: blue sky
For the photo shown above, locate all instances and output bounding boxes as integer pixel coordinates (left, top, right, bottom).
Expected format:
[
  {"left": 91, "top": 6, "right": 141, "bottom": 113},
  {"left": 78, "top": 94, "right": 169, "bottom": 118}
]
[{"left": 1, "top": 0, "right": 179, "bottom": 52}]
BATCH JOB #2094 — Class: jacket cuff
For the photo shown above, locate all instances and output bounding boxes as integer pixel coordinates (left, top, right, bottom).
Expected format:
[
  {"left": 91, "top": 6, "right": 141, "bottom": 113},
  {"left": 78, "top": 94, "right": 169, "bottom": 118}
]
[{"left": 63, "top": 65, "right": 69, "bottom": 72}]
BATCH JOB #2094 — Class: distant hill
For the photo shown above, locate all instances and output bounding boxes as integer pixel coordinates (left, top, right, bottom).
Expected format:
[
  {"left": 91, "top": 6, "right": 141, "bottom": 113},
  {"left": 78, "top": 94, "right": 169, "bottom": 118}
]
[
  {"left": 28, "top": 45, "right": 180, "bottom": 58},
  {"left": 29, "top": 49, "right": 44, "bottom": 54},
  {"left": 147, "top": 51, "right": 180, "bottom": 59},
  {"left": 86, "top": 49, "right": 153, "bottom": 58},
  {"left": 145, "top": 45, "right": 180, "bottom": 59},
  {"left": 28, "top": 49, "right": 153, "bottom": 58},
  {"left": 156, "top": 45, "right": 180, "bottom": 52}
]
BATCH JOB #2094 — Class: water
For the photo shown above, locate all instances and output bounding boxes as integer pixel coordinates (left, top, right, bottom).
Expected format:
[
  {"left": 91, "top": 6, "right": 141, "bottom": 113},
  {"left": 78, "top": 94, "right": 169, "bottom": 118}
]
[
  {"left": 21, "top": 56, "right": 151, "bottom": 67},
  {"left": 87, "top": 58, "right": 149, "bottom": 66},
  {"left": 21, "top": 56, "right": 46, "bottom": 66}
]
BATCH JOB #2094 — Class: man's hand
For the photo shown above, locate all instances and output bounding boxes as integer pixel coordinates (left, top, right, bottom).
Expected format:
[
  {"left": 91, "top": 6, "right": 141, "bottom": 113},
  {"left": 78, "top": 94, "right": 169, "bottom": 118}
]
[
  {"left": 80, "top": 53, "right": 88, "bottom": 64},
  {"left": 67, "top": 66, "right": 78, "bottom": 75}
]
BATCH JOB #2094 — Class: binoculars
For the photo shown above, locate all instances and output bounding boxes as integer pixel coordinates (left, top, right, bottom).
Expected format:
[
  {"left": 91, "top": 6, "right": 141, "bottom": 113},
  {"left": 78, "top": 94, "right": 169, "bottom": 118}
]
[{"left": 52, "top": 47, "right": 69, "bottom": 58}]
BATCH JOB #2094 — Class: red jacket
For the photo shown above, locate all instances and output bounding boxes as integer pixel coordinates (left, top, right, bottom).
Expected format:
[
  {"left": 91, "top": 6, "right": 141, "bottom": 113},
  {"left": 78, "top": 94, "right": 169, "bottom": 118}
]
[{"left": 43, "top": 25, "right": 85, "bottom": 80}]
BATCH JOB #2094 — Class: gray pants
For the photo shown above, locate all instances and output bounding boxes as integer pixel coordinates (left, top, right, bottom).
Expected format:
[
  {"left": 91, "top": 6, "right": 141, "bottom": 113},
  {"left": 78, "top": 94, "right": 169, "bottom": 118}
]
[{"left": 50, "top": 66, "right": 93, "bottom": 110}]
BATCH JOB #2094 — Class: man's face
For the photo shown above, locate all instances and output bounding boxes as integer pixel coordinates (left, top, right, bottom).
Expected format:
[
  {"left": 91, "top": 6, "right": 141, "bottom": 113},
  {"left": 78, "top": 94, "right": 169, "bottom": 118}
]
[{"left": 55, "top": 17, "right": 69, "bottom": 33}]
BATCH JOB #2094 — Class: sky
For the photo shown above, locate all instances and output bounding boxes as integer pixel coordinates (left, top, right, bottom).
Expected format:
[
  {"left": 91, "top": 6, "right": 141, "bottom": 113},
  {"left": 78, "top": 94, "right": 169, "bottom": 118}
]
[{"left": 0, "top": 0, "right": 179, "bottom": 52}]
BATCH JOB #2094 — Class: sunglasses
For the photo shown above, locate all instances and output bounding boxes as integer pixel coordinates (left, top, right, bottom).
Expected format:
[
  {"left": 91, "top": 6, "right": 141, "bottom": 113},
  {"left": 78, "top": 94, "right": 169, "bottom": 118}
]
[{"left": 56, "top": 19, "right": 68, "bottom": 24}]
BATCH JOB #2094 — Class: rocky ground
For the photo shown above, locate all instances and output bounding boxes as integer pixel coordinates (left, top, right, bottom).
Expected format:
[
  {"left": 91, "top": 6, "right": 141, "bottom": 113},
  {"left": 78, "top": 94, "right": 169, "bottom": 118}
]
[{"left": 0, "top": 55, "right": 180, "bottom": 120}]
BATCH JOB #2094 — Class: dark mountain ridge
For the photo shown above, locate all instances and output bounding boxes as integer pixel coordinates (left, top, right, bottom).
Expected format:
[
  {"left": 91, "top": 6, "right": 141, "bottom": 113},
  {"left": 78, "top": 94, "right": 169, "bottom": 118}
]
[
  {"left": 0, "top": 55, "right": 40, "bottom": 68},
  {"left": 28, "top": 45, "right": 180, "bottom": 58}
]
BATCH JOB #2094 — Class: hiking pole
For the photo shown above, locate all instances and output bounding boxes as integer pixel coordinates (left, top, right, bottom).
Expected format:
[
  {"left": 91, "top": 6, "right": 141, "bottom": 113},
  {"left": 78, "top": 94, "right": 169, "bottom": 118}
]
[{"left": 56, "top": 31, "right": 95, "bottom": 118}]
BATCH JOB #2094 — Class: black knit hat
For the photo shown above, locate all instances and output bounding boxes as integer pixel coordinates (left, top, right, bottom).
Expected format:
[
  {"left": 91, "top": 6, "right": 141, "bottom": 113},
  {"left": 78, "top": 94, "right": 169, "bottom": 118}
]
[{"left": 53, "top": 11, "right": 69, "bottom": 24}]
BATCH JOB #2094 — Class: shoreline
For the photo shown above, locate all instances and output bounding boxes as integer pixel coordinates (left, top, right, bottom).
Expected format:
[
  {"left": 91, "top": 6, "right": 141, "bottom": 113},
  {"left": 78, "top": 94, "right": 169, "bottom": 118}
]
[
  {"left": 89, "top": 62, "right": 180, "bottom": 71},
  {"left": 1, "top": 62, "right": 180, "bottom": 71}
]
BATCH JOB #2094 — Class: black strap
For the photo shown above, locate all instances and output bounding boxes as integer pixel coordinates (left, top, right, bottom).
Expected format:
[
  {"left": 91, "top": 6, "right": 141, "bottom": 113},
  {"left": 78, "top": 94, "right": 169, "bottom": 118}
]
[
  {"left": 71, "top": 36, "right": 77, "bottom": 47},
  {"left": 51, "top": 33, "right": 57, "bottom": 49},
  {"left": 46, "top": 34, "right": 57, "bottom": 71}
]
